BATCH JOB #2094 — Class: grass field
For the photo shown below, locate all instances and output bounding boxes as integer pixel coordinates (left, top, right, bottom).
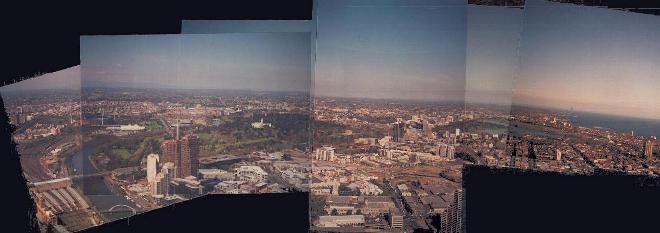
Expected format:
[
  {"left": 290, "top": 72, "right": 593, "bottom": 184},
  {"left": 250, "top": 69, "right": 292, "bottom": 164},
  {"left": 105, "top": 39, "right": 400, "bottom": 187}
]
[
  {"left": 111, "top": 148, "right": 132, "bottom": 160},
  {"left": 146, "top": 121, "right": 163, "bottom": 131}
]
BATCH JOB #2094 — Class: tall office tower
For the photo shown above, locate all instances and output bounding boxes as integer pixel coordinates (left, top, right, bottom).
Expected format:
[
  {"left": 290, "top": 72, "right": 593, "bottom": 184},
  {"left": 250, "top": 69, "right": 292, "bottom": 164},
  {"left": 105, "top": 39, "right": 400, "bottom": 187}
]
[
  {"left": 161, "top": 140, "right": 179, "bottom": 165},
  {"left": 391, "top": 122, "right": 406, "bottom": 143},
  {"left": 146, "top": 154, "right": 160, "bottom": 183},
  {"left": 556, "top": 149, "right": 562, "bottom": 161},
  {"left": 510, "top": 142, "right": 518, "bottom": 167},
  {"left": 161, "top": 162, "right": 176, "bottom": 179},
  {"left": 176, "top": 119, "right": 180, "bottom": 140},
  {"left": 151, "top": 173, "right": 169, "bottom": 196},
  {"left": 423, "top": 122, "right": 435, "bottom": 139},
  {"left": 180, "top": 134, "right": 200, "bottom": 178},
  {"left": 528, "top": 141, "right": 536, "bottom": 169},
  {"left": 440, "top": 189, "right": 465, "bottom": 233},
  {"left": 447, "top": 145, "right": 455, "bottom": 160},
  {"left": 438, "top": 143, "right": 448, "bottom": 157},
  {"left": 645, "top": 140, "right": 655, "bottom": 161}
]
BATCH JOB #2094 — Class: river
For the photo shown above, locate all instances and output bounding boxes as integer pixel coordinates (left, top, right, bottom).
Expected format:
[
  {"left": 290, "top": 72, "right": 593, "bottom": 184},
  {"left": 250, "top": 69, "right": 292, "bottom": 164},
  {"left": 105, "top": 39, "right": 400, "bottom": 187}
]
[{"left": 71, "top": 145, "right": 136, "bottom": 222}]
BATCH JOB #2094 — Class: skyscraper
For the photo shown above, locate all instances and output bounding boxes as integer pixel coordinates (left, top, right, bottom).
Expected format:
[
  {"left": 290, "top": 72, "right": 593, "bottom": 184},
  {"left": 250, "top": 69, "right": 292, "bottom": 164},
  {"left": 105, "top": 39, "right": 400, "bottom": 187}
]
[
  {"left": 180, "top": 134, "right": 200, "bottom": 178},
  {"left": 160, "top": 121, "right": 199, "bottom": 178},
  {"left": 447, "top": 145, "right": 455, "bottom": 160},
  {"left": 161, "top": 140, "right": 179, "bottom": 164},
  {"left": 438, "top": 143, "right": 448, "bottom": 157},
  {"left": 556, "top": 149, "right": 562, "bottom": 161},
  {"left": 440, "top": 188, "right": 465, "bottom": 233},
  {"left": 151, "top": 172, "right": 169, "bottom": 196},
  {"left": 391, "top": 122, "right": 406, "bottom": 143},
  {"left": 146, "top": 154, "right": 160, "bottom": 183},
  {"left": 645, "top": 140, "right": 655, "bottom": 161}
]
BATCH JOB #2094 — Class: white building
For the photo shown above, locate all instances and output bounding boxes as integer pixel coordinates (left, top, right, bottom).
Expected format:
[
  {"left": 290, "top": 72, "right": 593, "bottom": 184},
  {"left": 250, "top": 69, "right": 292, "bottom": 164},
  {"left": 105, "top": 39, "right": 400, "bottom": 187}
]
[
  {"left": 198, "top": 169, "right": 233, "bottom": 180},
  {"left": 251, "top": 118, "right": 272, "bottom": 129},
  {"left": 146, "top": 154, "right": 160, "bottom": 183},
  {"left": 314, "top": 146, "right": 336, "bottom": 161},
  {"left": 378, "top": 136, "right": 392, "bottom": 146},
  {"left": 347, "top": 180, "right": 383, "bottom": 196},
  {"left": 107, "top": 124, "right": 145, "bottom": 131},
  {"left": 317, "top": 215, "right": 365, "bottom": 227},
  {"left": 311, "top": 181, "right": 340, "bottom": 196},
  {"left": 161, "top": 162, "right": 176, "bottom": 179},
  {"left": 151, "top": 172, "right": 169, "bottom": 196},
  {"left": 234, "top": 166, "right": 268, "bottom": 183},
  {"left": 556, "top": 149, "right": 562, "bottom": 161}
]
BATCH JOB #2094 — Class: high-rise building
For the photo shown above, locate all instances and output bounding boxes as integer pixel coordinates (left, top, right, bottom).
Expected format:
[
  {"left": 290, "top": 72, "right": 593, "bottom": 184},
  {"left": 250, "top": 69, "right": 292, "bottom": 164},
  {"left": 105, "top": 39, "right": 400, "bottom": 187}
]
[
  {"left": 391, "top": 122, "right": 406, "bottom": 143},
  {"left": 447, "top": 145, "right": 455, "bottom": 160},
  {"left": 160, "top": 129, "right": 199, "bottom": 178},
  {"left": 440, "top": 189, "right": 465, "bottom": 233},
  {"left": 455, "top": 128, "right": 460, "bottom": 137},
  {"left": 151, "top": 172, "right": 169, "bottom": 196},
  {"left": 162, "top": 162, "right": 176, "bottom": 179},
  {"left": 438, "top": 143, "right": 448, "bottom": 157},
  {"left": 645, "top": 140, "right": 655, "bottom": 161},
  {"left": 180, "top": 134, "right": 200, "bottom": 178},
  {"left": 146, "top": 154, "right": 160, "bottom": 183},
  {"left": 423, "top": 121, "right": 435, "bottom": 139},
  {"left": 556, "top": 149, "right": 562, "bottom": 161},
  {"left": 161, "top": 140, "right": 179, "bottom": 164}
]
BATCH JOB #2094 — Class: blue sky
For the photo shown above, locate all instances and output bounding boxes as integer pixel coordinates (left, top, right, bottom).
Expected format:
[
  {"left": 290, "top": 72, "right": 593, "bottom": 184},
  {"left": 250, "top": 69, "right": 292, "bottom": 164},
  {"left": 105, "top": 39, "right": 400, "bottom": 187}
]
[
  {"left": 466, "top": 5, "right": 523, "bottom": 107},
  {"left": 514, "top": 0, "right": 660, "bottom": 119},
  {"left": 80, "top": 33, "right": 311, "bottom": 92},
  {"left": 314, "top": 0, "right": 467, "bottom": 102},
  {"left": 0, "top": 66, "right": 80, "bottom": 92}
]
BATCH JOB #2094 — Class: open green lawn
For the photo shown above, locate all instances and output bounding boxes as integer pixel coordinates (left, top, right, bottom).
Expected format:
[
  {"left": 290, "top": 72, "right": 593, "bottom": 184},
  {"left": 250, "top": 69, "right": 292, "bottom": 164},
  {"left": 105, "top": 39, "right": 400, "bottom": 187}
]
[
  {"left": 111, "top": 148, "right": 132, "bottom": 160},
  {"left": 197, "top": 133, "right": 214, "bottom": 141},
  {"left": 146, "top": 121, "right": 163, "bottom": 131}
]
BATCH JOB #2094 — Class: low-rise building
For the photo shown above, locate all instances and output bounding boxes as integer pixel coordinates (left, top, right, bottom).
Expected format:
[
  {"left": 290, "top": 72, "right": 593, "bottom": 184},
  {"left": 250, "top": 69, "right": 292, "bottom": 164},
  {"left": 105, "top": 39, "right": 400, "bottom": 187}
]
[
  {"left": 317, "top": 215, "right": 366, "bottom": 228},
  {"left": 234, "top": 165, "right": 268, "bottom": 183}
]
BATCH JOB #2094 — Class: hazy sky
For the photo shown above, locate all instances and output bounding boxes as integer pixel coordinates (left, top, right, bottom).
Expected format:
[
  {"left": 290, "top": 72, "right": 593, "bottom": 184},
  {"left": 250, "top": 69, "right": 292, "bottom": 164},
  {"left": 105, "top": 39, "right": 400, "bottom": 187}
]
[
  {"left": 81, "top": 33, "right": 311, "bottom": 92},
  {"left": 314, "top": 0, "right": 467, "bottom": 102},
  {"left": 0, "top": 66, "right": 80, "bottom": 92},
  {"left": 182, "top": 20, "right": 312, "bottom": 33},
  {"left": 514, "top": 0, "right": 660, "bottom": 120},
  {"left": 466, "top": 5, "right": 523, "bottom": 106}
]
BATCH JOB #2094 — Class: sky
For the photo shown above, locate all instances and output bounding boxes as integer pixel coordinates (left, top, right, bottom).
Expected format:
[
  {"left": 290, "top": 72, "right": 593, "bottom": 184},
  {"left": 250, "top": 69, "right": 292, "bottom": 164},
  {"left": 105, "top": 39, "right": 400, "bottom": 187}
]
[
  {"left": 182, "top": 20, "right": 312, "bottom": 33},
  {"left": 514, "top": 0, "right": 660, "bottom": 120},
  {"left": 314, "top": 0, "right": 467, "bottom": 102},
  {"left": 465, "top": 5, "right": 523, "bottom": 107},
  {"left": 80, "top": 33, "right": 311, "bottom": 93},
  {"left": 0, "top": 65, "right": 80, "bottom": 92}
]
